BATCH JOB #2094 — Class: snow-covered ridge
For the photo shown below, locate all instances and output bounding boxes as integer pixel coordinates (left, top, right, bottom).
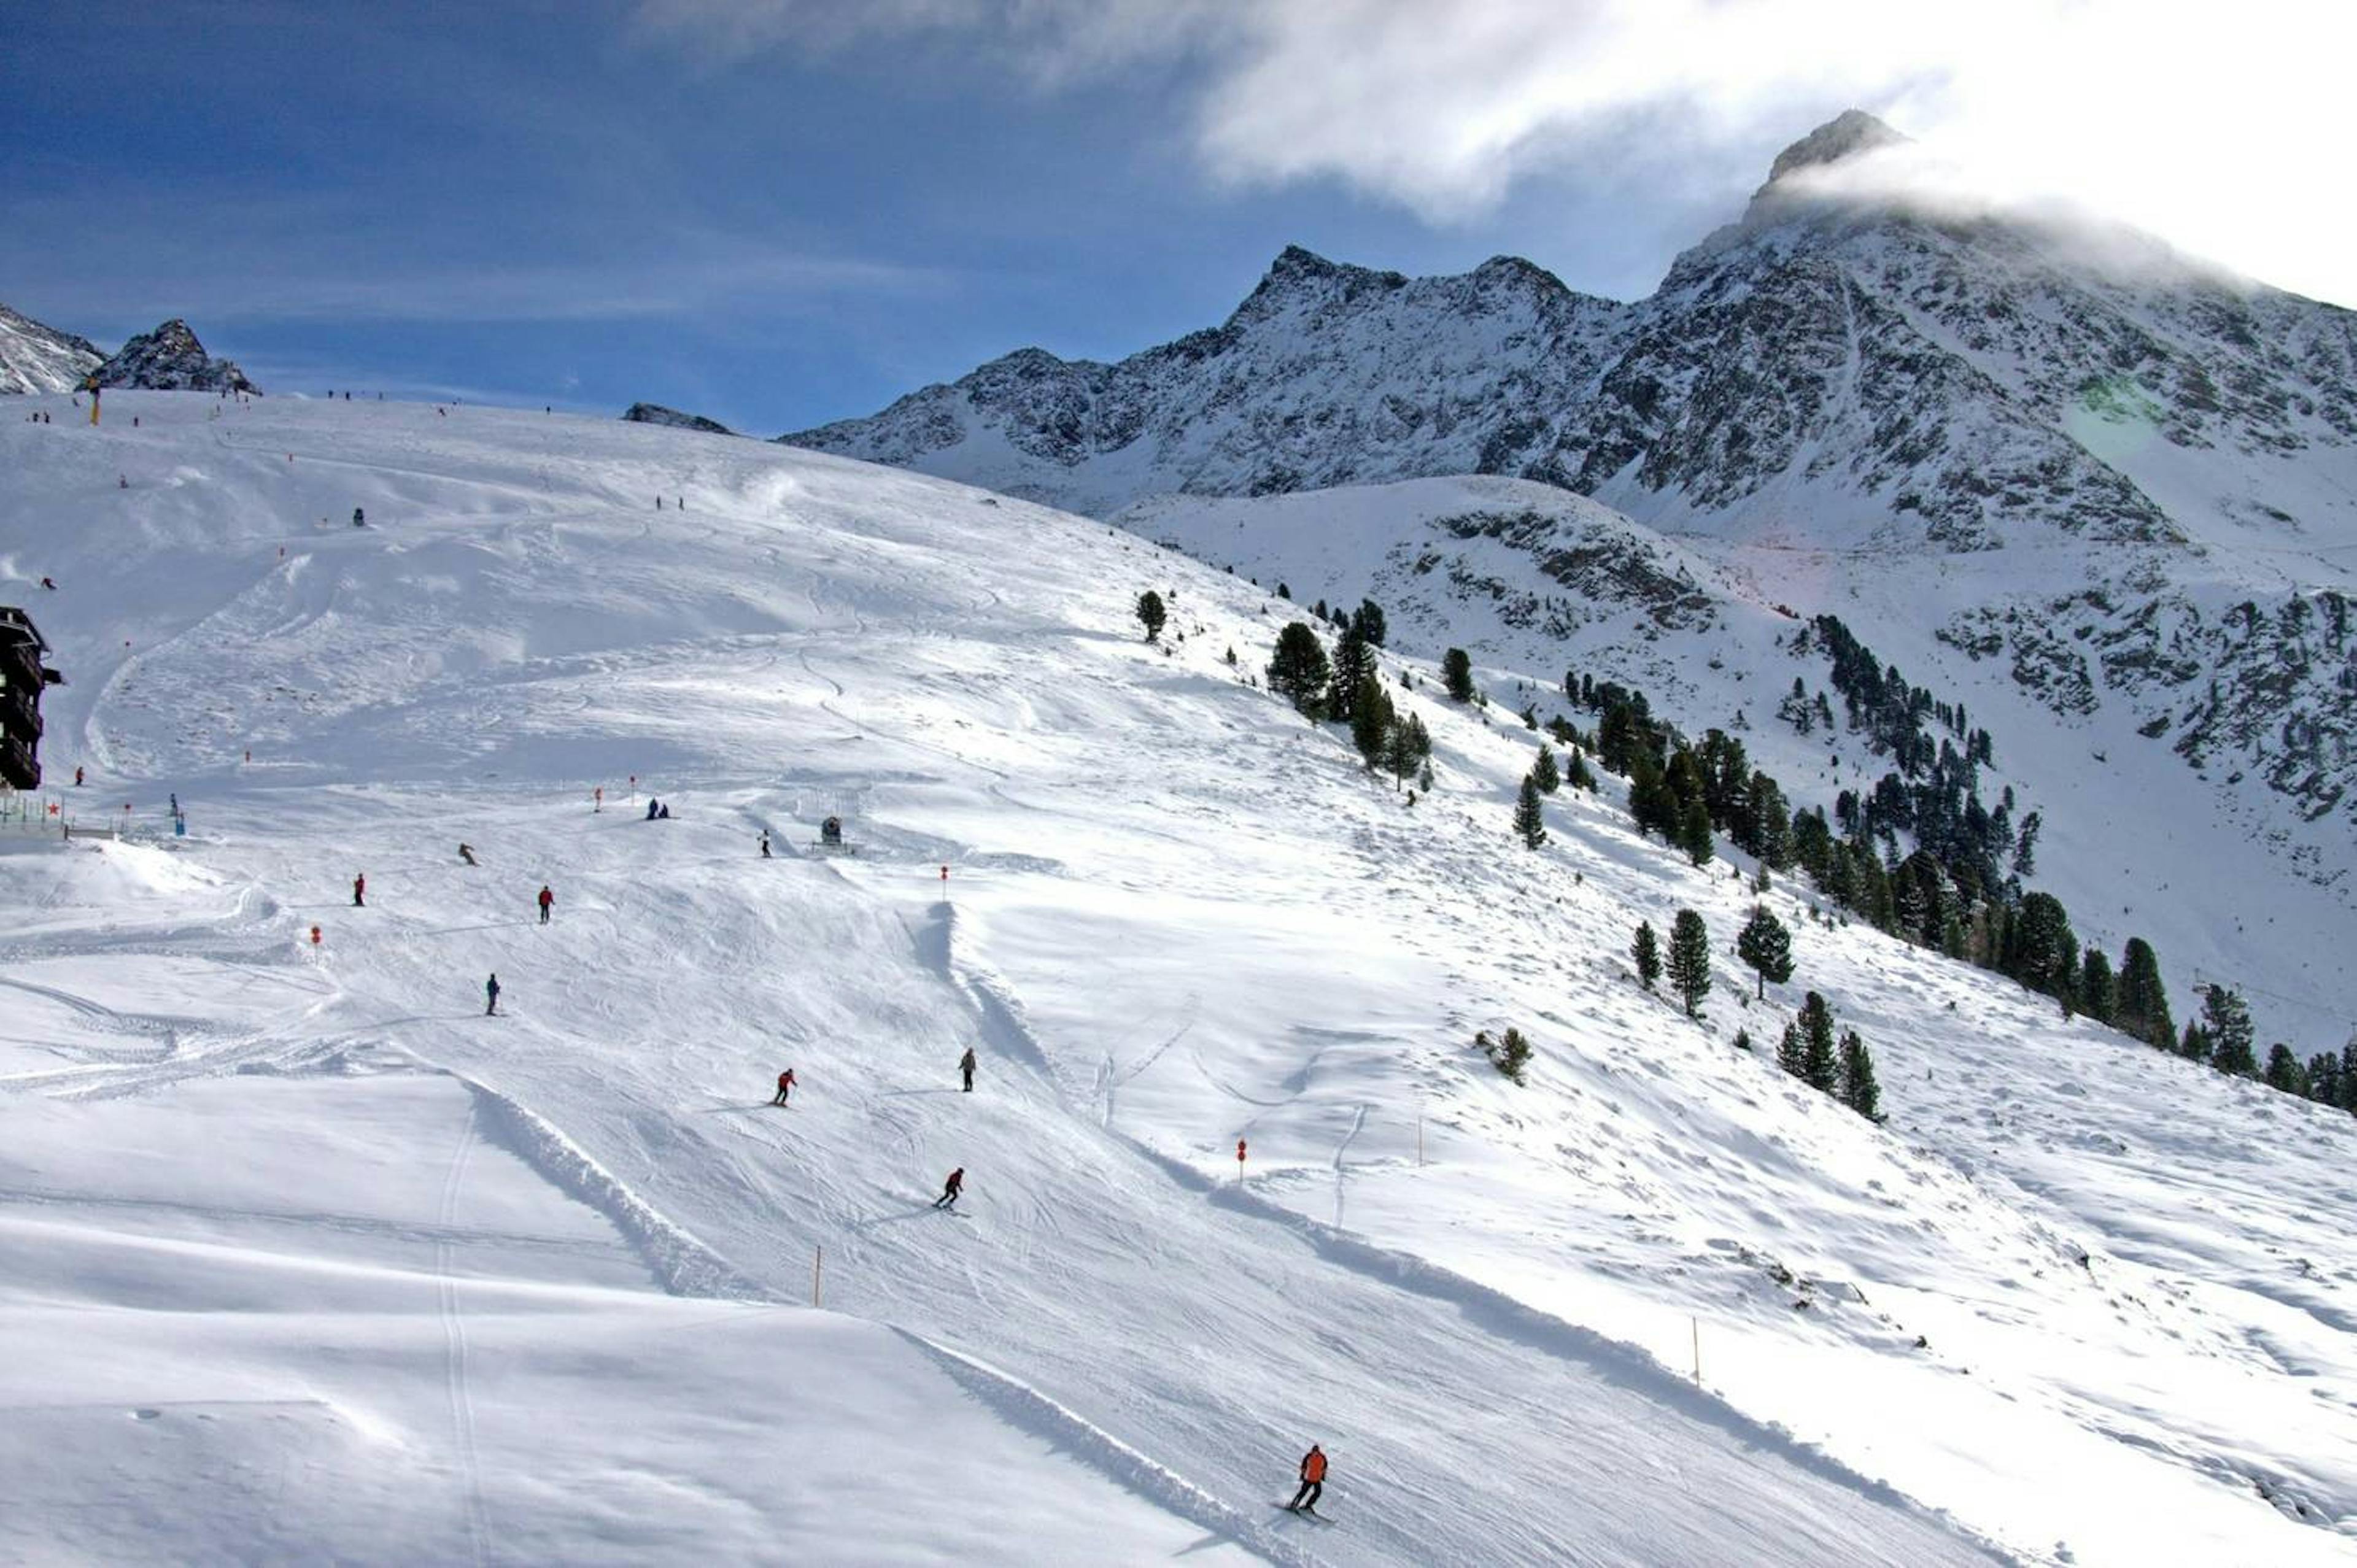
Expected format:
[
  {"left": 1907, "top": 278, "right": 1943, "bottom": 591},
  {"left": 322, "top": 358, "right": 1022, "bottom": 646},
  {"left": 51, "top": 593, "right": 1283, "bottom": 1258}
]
[
  {"left": 782, "top": 111, "right": 2357, "bottom": 561},
  {"left": 0, "top": 301, "right": 103, "bottom": 395}
]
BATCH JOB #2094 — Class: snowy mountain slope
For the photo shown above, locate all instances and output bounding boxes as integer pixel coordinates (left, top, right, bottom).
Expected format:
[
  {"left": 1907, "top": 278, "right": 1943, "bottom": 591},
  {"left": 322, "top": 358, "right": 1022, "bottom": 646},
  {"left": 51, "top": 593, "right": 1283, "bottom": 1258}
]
[
  {"left": 1121, "top": 476, "right": 2357, "bottom": 1051},
  {"left": 781, "top": 113, "right": 2357, "bottom": 989},
  {"left": 0, "top": 301, "right": 104, "bottom": 395},
  {"left": 2, "top": 396, "right": 2352, "bottom": 1563}
]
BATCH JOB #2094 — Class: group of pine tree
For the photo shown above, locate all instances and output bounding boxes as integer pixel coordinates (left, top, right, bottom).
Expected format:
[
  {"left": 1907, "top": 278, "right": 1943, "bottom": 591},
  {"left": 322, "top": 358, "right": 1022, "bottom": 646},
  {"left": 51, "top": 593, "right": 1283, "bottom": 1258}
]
[
  {"left": 1263, "top": 599, "right": 1437, "bottom": 792},
  {"left": 1247, "top": 595, "right": 2355, "bottom": 1121}
]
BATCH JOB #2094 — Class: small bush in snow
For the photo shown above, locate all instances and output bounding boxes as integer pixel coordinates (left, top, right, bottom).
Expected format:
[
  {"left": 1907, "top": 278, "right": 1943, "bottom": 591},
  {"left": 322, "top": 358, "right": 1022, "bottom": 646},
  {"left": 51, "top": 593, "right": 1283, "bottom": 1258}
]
[{"left": 1479, "top": 1027, "right": 1533, "bottom": 1084}]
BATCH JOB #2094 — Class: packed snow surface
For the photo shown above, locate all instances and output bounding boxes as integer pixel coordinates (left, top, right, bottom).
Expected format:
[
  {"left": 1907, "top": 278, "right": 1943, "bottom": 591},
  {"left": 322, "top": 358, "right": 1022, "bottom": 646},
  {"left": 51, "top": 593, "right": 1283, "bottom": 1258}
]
[{"left": 2, "top": 394, "right": 2352, "bottom": 1565}]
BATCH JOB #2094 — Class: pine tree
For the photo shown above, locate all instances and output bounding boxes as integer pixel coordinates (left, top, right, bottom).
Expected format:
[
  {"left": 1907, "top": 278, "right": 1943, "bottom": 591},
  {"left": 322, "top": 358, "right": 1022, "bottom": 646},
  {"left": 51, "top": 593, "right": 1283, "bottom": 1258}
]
[
  {"left": 1733, "top": 1028, "right": 1753, "bottom": 1053},
  {"left": 1266, "top": 622, "right": 1331, "bottom": 716},
  {"left": 2115, "top": 938, "right": 2175, "bottom": 1048},
  {"left": 1351, "top": 599, "right": 1388, "bottom": 648},
  {"left": 1678, "top": 797, "right": 1715, "bottom": 868},
  {"left": 1531, "top": 743, "right": 1561, "bottom": 794},
  {"left": 1747, "top": 771, "right": 1793, "bottom": 869},
  {"left": 2005, "top": 892, "right": 2077, "bottom": 999},
  {"left": 1838, "top": 1029, "right": 1881, "bottom": 1119},
  {"left": 1632, "top": 922, "right": 1661, "bottom": 991},
  {"left": 2078, "top": 949, "right": 2117, "bottom": 1025},
  {"left": 1799, "top": 991, "right": 1838, "bottom": 1094},
  {"left": 1442, "top": 647, "right": 1476, "bottom": 702},
  {"left": 1382, "top": 713, "right": 1420, "bottom": 791},
  {"left": 2304, "top": 1051, "right": 2341, "bottom": 1106},
  {"left": 1135, "top": 590, "right": 1167, "bottom": 642},
  {"left": 2264, "top": 1043, "right": 2305, "bottom": 1095},
  {"left": 1329, "top": 620, "right": 1376, "bottom": 724},
  {"left": 1666, "top": 909, "right": 1711, "bottom": 1017},
  {"left": 1776, "top": 1021, "right": 1807, "bottom": 1079},
  {"left": 2180, "top": 1018, "right": 2212, "bottom": 1064},
  {"left": 2202, "top": 986, "right": 2258, "bottom": 1077},
  {"left": 1566, "top": 749, "right": 1596, "bottom": 792},
  {"left": 1737, "top": 905, "right": 1794, "bottom": 999},
  {"left": 1487, "top": 1026, "right": 1533, "bottom": 1084},
  {"left": 1350, "top": 676, "right": 1392, "bottom": 770},
  {"left": 1513, "top": 774, "right": 1548, "bottom": 849}
]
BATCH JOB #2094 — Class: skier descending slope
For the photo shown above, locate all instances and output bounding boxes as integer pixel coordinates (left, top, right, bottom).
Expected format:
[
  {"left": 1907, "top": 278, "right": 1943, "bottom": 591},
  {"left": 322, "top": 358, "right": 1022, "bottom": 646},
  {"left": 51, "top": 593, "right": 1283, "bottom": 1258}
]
[
  {"left": 959, "top": 1046, "right": 977, "bottom": 1092},
  {"left": 352, "top": 873, "right": 366, "bottom": 908},
  {"left": 772, "top": 1068, "right": 795, "bottom": 1106},
  {"left": 932, "top": 1168, "right": 964, "bottom": 1210},
  {"left": 484, "top": 973, "right": 500, "bottom": 1016},
  {"left": 1287, "top": 1444, "right": 1328, "bottom": 1515},
  {"left": 537, "top": 884, "right": 554, "bottom": 925}
]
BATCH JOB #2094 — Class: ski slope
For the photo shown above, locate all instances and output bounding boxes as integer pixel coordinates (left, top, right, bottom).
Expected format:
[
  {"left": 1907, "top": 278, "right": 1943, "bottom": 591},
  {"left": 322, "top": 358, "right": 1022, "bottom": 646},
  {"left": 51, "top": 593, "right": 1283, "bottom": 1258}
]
[{"left": 2, "top": 393, "right": 2351, "bottom": 1565}]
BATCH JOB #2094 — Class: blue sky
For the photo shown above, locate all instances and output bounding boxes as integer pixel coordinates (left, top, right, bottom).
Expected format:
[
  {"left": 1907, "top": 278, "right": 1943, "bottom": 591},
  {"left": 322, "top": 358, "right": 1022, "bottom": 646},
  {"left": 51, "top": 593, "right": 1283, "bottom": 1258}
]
[{"left": 5, "top": 2, "right": 2343, "bottom": 434}]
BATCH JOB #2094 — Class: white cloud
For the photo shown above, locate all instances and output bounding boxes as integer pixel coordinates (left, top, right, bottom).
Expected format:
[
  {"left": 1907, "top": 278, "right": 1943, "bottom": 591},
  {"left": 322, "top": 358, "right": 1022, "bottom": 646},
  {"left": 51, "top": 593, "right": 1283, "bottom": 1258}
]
[{"left": 635, "top": 0, "right": 2357, "bottom": 304}]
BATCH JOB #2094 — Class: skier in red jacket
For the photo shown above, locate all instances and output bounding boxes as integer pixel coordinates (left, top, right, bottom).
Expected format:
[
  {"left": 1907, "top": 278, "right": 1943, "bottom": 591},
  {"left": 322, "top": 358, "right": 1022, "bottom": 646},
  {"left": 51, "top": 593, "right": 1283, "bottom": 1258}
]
[
  {"left": 537, "top": 884, "right": 554, "bottom": 925},
  {"left": 772, "top": 1068, "right": 796, "bottom": 1106},
  {"left": 352, "top": 873, "right": 366, "bottom": 907},
  {"left": 1288, "top": 1444, "right": 1328, "bottom": 1513},
  {"left": 932, "top": 1168, "right": 964, "bottom": 1209}
]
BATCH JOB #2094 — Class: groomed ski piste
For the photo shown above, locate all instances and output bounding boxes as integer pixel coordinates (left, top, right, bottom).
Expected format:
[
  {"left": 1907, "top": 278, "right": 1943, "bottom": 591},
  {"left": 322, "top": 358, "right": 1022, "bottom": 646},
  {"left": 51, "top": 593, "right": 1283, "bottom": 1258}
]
[{"left": 1, "top": 393, "right": 2351, "bottom": 1566}]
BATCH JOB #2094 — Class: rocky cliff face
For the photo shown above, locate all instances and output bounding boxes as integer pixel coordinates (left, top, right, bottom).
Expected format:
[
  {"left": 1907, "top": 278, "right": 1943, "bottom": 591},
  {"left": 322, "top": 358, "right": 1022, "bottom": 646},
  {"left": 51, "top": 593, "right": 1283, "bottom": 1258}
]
[
  {"left": 788, "top": 246, "right": 1635, "bottom": 515},
  {"left": 91, "top": 319, "right": 257, "bottom": 394},
  {"left": 0, "top": 303, "right": 104, "bottom": 395},
  {"left": 623, "top": 402, "right": 735, "bottom": 436}
]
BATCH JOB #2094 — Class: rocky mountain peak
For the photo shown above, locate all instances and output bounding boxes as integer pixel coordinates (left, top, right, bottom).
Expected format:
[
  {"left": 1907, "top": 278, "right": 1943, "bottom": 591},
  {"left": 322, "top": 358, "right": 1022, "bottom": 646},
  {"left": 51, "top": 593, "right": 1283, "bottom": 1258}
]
[
  {"left": 1233, "top": 245, "right": 1410, "bottom": 320},
  {"left": 622, "top": 401, "right": 734, "bottom": 436},
  {"left": 1743, "top": 109, "right": 1913, "bottom": 224},
  {"left": 1266, "top": 243, "right": 1340, "bottom": 283},
  {"left": 1761, "top": 109, "right": 1910, "bottom": 188},
  {"left": 93, "top": 318, "right": 257, "bottom": 395}
]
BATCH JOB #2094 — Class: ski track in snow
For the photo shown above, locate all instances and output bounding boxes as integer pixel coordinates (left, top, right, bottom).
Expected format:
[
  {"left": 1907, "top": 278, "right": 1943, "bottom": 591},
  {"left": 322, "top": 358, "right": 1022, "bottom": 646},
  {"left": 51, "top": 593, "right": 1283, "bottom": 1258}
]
[{"left": 433, "top": 1098, "right": 491, "bottom": 1567}]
